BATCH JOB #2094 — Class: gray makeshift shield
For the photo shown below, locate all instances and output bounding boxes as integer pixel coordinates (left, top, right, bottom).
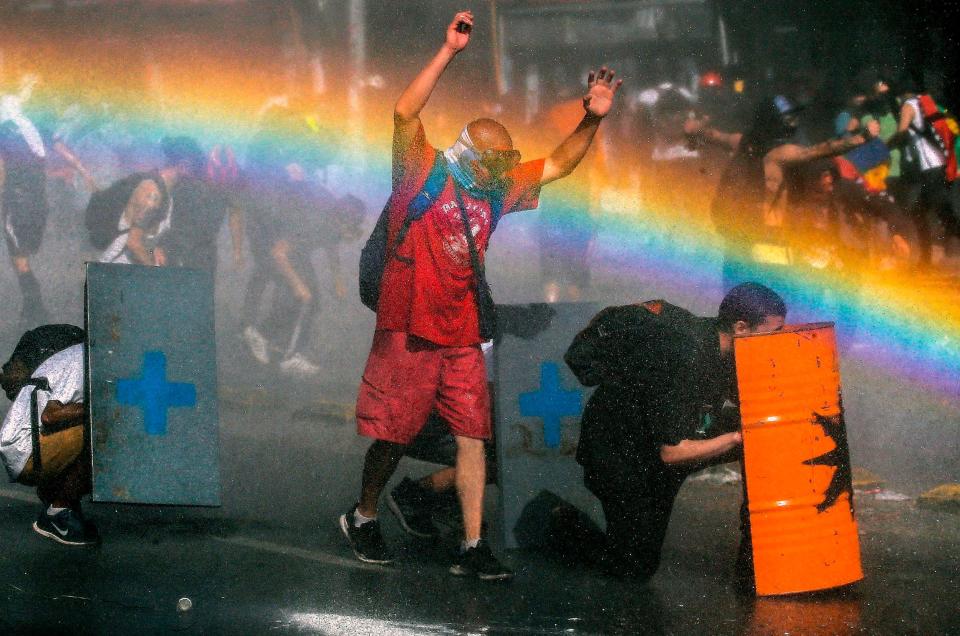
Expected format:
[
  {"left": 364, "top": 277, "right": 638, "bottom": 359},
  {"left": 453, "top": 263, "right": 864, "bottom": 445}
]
[
  {"left": 85, "top": 263, "right": 220, "bottom": 506},
  {"left": 493, "top": 302, "right": 603, "bottom": 549}
]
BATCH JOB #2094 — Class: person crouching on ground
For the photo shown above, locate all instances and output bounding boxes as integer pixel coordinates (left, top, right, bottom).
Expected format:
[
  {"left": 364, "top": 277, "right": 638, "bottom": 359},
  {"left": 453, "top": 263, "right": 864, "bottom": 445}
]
[
  {"left": 561, "top": 283, "right": 786, "bottom": 585},
  {"left": 0, "top": 325, "right": 97, "bottom": 546}
]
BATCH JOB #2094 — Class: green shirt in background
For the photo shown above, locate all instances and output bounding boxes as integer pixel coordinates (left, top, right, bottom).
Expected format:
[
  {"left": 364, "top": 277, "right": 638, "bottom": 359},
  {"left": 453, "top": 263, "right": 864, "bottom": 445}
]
[{"left": 862, "top": 112, "right": 901, "bottom": 178}]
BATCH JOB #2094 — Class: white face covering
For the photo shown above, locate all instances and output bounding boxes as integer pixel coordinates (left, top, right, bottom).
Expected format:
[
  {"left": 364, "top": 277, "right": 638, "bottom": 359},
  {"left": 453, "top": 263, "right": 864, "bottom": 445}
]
[{"left": 443, "top": 125, "right": 484, "bottom": 193}]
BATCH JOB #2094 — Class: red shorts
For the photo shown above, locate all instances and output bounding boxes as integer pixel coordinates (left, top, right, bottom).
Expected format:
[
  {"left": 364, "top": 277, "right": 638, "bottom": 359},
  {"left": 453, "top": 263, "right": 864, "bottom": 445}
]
[{"left": 356, "top": 330, "right": 490, "bottom": 444}]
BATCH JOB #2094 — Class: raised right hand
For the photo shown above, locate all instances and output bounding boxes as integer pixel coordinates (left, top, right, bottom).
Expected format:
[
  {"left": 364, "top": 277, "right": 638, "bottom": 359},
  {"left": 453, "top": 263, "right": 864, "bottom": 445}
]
[{"left": 445, "top": 10, "right": 473, "bottom": 53}]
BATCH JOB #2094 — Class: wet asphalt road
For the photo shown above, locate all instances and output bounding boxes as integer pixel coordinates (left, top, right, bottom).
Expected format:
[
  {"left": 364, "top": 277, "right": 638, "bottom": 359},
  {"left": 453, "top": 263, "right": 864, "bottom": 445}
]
[{"left": 1, "top": 391, "right": 957, "bottom": 635}]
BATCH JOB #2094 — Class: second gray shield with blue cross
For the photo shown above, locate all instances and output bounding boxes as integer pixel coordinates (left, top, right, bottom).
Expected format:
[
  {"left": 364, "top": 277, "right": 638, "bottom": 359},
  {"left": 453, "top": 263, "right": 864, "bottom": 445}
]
[
  {"left": 86, "top": 262, "right": 220, "bottom": 506},
  {"left": 493, "top": 301, "right": 603, "bottom": 549}
]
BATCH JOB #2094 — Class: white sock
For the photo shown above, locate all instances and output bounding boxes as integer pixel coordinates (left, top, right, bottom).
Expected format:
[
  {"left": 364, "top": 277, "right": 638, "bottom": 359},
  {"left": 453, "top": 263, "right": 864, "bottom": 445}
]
[
  {"left": 461, "top": 538, "right": 481, "bottom": 551},
  {"left": 353, "top": 508, "right": 376, "bottom": 527},
  {"left": 47, "top": 506, "right": 67, "bottom": 516}
]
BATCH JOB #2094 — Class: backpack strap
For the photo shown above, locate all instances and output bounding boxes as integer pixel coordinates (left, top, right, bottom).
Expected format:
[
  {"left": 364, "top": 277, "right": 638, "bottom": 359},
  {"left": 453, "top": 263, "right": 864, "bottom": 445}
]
[
  {"left": 391, "top": 151, "right": 447, "bottom": 263},
  {"left": 408, "top": 151, "right": 448, "bottom": 220}
]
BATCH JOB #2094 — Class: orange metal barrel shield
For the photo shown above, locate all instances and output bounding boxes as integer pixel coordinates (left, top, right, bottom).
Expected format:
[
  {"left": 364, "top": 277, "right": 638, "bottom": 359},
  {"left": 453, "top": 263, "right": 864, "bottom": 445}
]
[{"left": 734, "top": 323, "right": 863, "bottom": 596}]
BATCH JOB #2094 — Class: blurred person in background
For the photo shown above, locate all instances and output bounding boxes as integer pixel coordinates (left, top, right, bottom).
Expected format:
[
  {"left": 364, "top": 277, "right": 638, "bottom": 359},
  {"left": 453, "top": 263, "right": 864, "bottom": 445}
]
[
  {"left": 1, "top": 73, "right": 51, "bottom": 328},
  {"left": 160, "top": 144, "right": 245, "bottom": 274},
  {"left": 832, "top": 71, "right": 915, "bottom": 268},
  {"left": 240, "top": 106, "right": 337, "bottom": 377},
  {"left": 888, "top": 76, "right": 957, "bottom": 269},
  {"left": 685, "top": 95, "right": 879, "bottom": 305},
  {"left": 95, "top": 136, "right": 203, "bottom": 266}
]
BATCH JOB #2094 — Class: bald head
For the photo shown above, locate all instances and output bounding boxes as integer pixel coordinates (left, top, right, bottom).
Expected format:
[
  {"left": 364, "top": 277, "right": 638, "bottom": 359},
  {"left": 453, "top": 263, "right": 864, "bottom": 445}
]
[{"left": 467, "top": 118, "right": 514, "bottom": 152}]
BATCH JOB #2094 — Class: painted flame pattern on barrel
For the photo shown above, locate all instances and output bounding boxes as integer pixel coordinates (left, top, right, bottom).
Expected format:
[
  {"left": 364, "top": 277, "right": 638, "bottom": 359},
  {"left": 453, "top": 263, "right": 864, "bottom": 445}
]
[{"left": 734, "top": 323, "right": 863, "bottom": 596}]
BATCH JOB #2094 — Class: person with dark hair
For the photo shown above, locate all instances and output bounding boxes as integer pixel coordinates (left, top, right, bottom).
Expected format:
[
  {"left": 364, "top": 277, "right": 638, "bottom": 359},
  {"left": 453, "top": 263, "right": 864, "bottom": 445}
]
[
  {"left": 560, "top": 283, "right": 786, "bottom": 583},
  {"left": 160, "top": 144, "right": 245, "bottom": 273},
  {"left": 96, "top": 136, "right": 204, "bottom": 265},
  {"left": 239, "top": 112, "right": 345, "bottom": 377},
  {"left": 0, "top": 325, "right": 96, "bottom": 546},
  {"left": 340, "top": 10, "right": 621, "bottom": 580}
]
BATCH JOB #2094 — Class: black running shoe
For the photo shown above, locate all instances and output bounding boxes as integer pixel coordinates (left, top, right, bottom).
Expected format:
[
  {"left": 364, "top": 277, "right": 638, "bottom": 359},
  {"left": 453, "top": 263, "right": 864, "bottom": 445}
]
[
  {"left": 338, "top": 505, "right": 394, "bottom": 565},
  {"left": 32, "top": 508, "right": 99, "bottom": 546},
  {"left": 449, "top": 539, "right": 513, "bottom": 581},
  {"left": 387, "top": 477, "right": 439, "bottom": 538}
]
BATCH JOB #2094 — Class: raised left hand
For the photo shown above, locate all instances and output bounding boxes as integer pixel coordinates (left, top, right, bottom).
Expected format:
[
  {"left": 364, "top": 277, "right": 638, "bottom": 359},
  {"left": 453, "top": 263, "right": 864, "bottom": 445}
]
[{"left": 583, "top": 67, "right": 623, "bottom": 119}]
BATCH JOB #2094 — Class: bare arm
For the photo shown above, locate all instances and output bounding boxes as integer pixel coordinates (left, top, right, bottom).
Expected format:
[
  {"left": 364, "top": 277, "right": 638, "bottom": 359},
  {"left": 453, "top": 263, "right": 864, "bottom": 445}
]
[
  {"left": 41, "top": 400, "right": 85, "bottom": 428},
  {"left": 125, "top": 226, "right": 154, "bottom": 265},
  {"left": 541, "top": 68, "right": 623, "bottom": 185},
  {"left": 660, "top": 431, "right": 742, "bottom": 466},
  {"left": 53, "top": 141, "right": 98, "bottom": 192},
  {"left": 767, "top": 132, "right": 870, "bottom": 166},
  {"left": 394, "top": 11, "right": 473, "bottom": 146},
  {"left": 761, "top": 123, "right": 877, "bottom": 219},
  {"left": 271, "top": 239, "right": 311, "bottom": 303},
  {"left": 683, "top": 117, "right": 742, "bottom": 150}
]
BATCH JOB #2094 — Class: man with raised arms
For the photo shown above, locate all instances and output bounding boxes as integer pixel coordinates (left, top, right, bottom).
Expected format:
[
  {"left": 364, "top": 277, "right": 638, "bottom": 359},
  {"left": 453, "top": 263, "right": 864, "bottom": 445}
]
[{"left": 340, "top": 9, "right": 621, "bottom": 580}]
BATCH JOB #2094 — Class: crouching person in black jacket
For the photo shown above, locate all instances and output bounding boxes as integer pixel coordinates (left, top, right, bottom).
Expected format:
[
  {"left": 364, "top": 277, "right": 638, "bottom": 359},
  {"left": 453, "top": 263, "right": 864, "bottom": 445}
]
[{"left": 562, "top": 283, "right": 786, "bottom": 582}]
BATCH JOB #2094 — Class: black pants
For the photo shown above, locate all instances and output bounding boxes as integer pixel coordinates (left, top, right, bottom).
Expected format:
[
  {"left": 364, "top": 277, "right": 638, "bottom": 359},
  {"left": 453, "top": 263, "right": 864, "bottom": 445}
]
[
  {"left": 898, "top": 168, "right": 950, "bottom": 264},
  {"left": 595, "top": 483, "right": 683, "bottom": 578},
  {"left": 546, "top": 478, "right": 684, "bottom": 579}
]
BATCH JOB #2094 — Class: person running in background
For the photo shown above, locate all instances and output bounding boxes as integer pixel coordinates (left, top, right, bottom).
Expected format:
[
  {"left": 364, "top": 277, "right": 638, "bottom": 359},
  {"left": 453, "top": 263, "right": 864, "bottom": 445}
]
[{"left": 241, "top": 123, "right": 334, "bottom": 377}]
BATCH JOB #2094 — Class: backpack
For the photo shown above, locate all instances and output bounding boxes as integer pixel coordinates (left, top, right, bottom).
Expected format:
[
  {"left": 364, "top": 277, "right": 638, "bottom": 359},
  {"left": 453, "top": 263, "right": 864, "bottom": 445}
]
[
  {"left": 3, "top": 324, "right": 85, "bottom": 384},
  {"left": 913, "top": 94, "right": 958, "bottom": 182},
  {"left": 358, "top": 152, "right": 504, "bottom": 311},
  {"left": 565, "top": 300, "right": 696, "bottom": 387},
  {"left": 84, "top": 172, "right": 167, "bottom": 250}
]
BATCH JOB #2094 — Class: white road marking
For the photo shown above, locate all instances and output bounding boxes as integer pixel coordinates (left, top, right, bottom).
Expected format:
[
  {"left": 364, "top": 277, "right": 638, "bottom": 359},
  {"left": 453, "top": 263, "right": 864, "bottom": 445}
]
[
  {"left": 0, "top": 488, "right": 379, "bottom": 572},
  {"left": 211, "top": 535, "right": 379, "bottom": 571}
]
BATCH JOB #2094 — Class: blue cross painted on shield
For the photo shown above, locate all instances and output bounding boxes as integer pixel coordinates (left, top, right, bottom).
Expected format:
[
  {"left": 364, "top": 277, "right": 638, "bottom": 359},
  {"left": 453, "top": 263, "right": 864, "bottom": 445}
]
[
  {"left": 116, "top": 351, "right": 197, "bottom": 436},
  {"left": 518, "top": 361, "right": 583, "bottom": 449}
]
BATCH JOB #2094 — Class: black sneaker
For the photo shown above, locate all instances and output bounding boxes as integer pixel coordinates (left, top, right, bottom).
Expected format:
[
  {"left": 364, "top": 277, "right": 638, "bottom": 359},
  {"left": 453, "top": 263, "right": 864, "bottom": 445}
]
[
  {"left": 338, "top": 506, "right": 394, "bottom": 565},
  {"left": 450, "top": 539, "right": 513, "bottom": 581},
  {"left": 387, "top": 478, "right": 440, "bottom": 538},
  {"left": 32, "top": 508, "right": 99, "bottom": 546}
]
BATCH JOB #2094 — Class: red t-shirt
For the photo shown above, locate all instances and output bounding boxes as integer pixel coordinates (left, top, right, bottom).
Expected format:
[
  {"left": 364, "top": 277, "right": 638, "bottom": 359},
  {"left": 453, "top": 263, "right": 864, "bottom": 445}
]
[{"left": 376, "top": 123, "right": 544, "bottom": 346}]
